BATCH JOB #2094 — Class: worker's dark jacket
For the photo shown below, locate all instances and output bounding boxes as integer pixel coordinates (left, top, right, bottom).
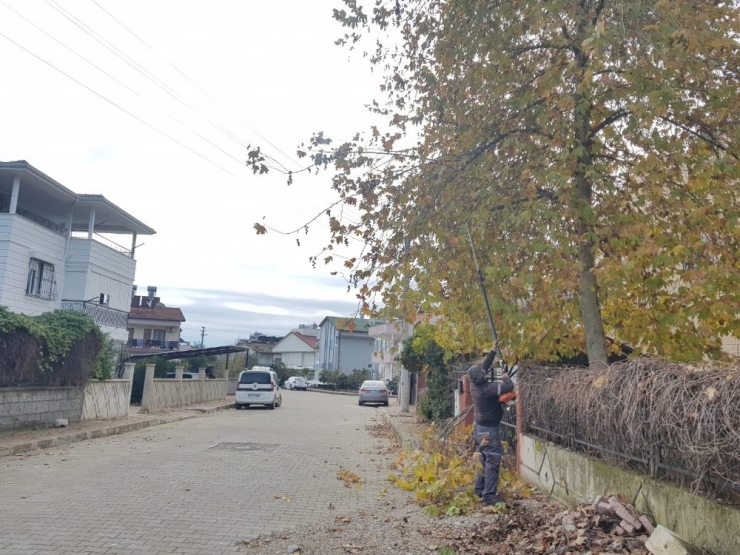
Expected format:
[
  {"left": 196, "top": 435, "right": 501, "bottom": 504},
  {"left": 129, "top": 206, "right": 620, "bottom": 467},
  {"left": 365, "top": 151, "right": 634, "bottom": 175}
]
[{"left": 469, "top": 350, "right": 514, "bottom": 427}]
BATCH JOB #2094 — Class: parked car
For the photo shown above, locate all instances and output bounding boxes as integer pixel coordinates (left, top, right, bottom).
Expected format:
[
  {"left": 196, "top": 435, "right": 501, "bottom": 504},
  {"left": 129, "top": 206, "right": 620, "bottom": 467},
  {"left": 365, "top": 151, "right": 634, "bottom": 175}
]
[
  {"left": 165, "top": 372, "right": 199, "bottom": 379},
  {"left": 358, "top": 380, "right": 389, "bottom": 406},
  {"left": 284, "top": 376, "right": 308, "bottom": 390},
  {"left": 235, "top": 368, "right": 282, "bottom": 410}
]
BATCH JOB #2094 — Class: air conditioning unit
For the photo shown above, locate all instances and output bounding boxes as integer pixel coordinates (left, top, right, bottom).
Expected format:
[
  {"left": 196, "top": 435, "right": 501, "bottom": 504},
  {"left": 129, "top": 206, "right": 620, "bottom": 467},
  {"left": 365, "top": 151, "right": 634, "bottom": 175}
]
[
  {"left": 168, "top": 327, "right": 176, "bottom": 333},
  {"left": 99, "top": 293, "right": 110, "bottom": 305}
]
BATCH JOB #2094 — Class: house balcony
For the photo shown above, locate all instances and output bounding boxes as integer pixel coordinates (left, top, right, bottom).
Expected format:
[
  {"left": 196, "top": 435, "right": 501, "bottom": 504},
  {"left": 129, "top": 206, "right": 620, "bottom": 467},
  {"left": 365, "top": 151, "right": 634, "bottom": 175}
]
[
  {"left": 126, "top": 339, "right": 181, "bottom": 351},
  {"left": 0, "top": 203, "right": 70, "bottom": 236},
  {"left": 61, "top": 299, "right": 129, "bottom": 329}
]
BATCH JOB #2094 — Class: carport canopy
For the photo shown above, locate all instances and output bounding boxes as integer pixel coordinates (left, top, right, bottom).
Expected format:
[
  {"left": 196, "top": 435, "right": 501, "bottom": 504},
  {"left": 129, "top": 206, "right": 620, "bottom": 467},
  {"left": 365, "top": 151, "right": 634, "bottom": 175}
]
[{"left": 124, "top": 345, "right": 251, "bottom": 362}]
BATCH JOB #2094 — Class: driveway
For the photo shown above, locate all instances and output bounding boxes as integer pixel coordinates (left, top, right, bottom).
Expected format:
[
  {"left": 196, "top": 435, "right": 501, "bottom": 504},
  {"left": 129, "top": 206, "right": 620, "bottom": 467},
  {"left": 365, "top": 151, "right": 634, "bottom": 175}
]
[{"left": 0, "top": 390, "right": 395, "bottom": 554}]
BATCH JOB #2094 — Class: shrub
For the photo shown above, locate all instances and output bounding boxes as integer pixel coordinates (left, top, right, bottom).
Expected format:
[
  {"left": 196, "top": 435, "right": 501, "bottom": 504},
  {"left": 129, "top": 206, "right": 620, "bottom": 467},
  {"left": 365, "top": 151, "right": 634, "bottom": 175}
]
[{"left": 0, "top": 307, "right": 104, "bottom": 387}]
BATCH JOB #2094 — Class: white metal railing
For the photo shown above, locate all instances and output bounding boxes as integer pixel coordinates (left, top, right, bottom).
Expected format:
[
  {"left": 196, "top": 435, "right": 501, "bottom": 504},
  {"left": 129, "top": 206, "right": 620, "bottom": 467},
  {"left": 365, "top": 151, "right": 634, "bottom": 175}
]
[{"left": 69, "top": 231, "right": 131, "bottom": 256}]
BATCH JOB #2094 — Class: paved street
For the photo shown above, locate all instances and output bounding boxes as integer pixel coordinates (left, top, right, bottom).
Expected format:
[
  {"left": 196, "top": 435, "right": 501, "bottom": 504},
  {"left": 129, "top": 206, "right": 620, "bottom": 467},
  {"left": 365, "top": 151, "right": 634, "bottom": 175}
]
[{"left": 0, "top": 391, "right": 396, "bottom": 555}]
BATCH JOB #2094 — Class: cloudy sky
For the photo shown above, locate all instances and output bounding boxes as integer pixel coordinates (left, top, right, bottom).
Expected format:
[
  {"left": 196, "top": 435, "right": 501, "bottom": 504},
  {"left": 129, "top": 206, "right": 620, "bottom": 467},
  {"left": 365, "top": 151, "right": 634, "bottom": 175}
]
[{"left": 0, "top": 0, "right": 382, "bottom": 345}]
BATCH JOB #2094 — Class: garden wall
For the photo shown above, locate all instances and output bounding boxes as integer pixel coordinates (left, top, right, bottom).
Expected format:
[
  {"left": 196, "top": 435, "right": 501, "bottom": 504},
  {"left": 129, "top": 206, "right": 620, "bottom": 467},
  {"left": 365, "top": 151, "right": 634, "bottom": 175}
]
[
  {"left": 140, "top": 365, "right": 226, "bottom": 411},
  {"left": 519, "top": 434, "right": 740, "bottom": 555},
  {"left": 0, "top": 386, "right": 84, "bottom": 431}
]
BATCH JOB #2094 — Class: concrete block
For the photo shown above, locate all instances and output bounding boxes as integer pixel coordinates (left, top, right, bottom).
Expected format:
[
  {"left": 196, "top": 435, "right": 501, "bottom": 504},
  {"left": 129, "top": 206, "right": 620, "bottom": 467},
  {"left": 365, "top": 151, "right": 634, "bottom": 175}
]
[
  {"left": 10, "top": 442, "right": 34, "bottom": 455},
  {"left": 640, "top": 515, "right": 655, "bottom": 534},
  {"left": 646, "top": 525, "right": 704, "bottom": 555},
  {"left": 35, "top": 438, "right": 54, "bottom": 450},
  {"left": 53, "top": 419, "right": 68, "bottom": 428}
]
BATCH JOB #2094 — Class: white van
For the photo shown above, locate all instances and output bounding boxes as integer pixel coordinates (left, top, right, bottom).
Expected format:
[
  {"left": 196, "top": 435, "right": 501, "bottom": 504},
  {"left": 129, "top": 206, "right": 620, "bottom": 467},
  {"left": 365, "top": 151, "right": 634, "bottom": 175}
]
[{"left": 235, "top": 368, "right": 282, "bottom": 410}]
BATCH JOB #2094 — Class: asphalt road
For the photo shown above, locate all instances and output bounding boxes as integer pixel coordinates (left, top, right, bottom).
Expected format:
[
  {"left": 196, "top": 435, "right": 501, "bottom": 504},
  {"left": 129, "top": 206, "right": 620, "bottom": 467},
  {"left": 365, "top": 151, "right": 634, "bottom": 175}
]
[{"left": 0, "top": 391, "right": 395, "bottom": 555}]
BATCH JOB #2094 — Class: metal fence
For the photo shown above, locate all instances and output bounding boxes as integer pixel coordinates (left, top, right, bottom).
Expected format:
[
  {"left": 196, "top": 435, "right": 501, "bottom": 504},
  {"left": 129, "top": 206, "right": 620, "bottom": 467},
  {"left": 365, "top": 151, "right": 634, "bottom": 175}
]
[
  {"left": 499, "top": 401, "right": 517, "bottom": 468},
  {"left": 524, "top": 420, "right": 740, "bottom": 503}
]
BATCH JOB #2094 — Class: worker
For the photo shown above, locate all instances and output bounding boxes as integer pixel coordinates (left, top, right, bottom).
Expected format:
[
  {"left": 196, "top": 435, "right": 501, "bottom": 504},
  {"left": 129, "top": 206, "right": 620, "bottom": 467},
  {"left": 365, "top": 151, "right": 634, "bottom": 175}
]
[{"left": 467, "top": 347, "right": 514, "bottom": 506}]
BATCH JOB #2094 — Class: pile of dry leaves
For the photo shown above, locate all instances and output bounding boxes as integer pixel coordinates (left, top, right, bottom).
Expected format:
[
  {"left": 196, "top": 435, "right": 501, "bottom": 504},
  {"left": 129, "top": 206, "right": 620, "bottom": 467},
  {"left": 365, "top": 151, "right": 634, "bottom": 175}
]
[{"left": 429, "top": 493, "right": 652, "bottom": 554}]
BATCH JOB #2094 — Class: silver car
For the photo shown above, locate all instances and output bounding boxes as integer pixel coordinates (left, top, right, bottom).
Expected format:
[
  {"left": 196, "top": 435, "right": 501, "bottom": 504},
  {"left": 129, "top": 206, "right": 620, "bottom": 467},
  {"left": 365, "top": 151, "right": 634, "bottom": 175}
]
[{"left": 358, "top": 380, "right": 389, "bottom": 406}]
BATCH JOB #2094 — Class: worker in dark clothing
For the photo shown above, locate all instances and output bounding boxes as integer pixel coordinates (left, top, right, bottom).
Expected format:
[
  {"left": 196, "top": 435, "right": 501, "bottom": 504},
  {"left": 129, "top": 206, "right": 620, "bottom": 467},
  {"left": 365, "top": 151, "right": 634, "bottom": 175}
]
[{"left": 468, "top": 347, "right": 515, "bottom": 506}]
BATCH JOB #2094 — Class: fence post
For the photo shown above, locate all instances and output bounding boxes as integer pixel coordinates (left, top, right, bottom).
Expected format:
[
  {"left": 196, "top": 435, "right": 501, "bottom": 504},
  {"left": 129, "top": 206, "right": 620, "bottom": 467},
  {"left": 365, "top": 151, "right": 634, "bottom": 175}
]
[
  {"left": 122, "top": 362, "right": 136, "bottom": 411},
  {"left": 141, "top": 363, "right": 155, "bottom": 412},
  {"left": 460, "top": 375, "right": 474, "bottom": 427},
  {"left": 516, "top": 394, "right": 523, "bottom": 474},
  {"left": 175, "top": 366, "right": 184, "bottom": 407},
  {"left": 198, "top": 367, "right": 206, "bottom": 403}
]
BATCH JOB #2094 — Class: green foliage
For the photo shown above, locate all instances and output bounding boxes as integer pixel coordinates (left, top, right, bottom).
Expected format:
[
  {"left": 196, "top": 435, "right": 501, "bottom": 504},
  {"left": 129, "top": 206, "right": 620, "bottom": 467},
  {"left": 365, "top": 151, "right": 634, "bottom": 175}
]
[
  {"left": 93, "top": 335, "right": 119, "bottom": 380},
  {"left": 399, "top": 324, "right": 445, "bottom": 374},
  {"left": 34, "top": 310, "right": 100, "bottom": 367},
  {"left": 319, "top": 368, "right": 340, "bottom": 385},
  {"left": 270, "top": 359, "right": 291, "bottom": 384},
  {"left": 186, "top": 355, "right": 216, "bottom": 373},
  {"left": 0, "top": 307, "right": 104, "bottom": 387},
  {"left": 318, "top": 368, "right": 371, "bottom": 390},
  {"left": 400, "top": 325, "right": 453, "bottom": 421}
]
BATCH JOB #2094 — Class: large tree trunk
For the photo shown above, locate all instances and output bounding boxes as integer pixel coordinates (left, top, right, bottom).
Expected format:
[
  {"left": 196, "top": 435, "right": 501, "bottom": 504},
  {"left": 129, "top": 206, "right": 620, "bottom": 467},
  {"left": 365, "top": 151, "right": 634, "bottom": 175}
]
[
  {"left": 572, "top": 14, "right": 609, "bottom": 369},
  {"left": 577, "top": 236, "right": 609, "bottom": 368}
]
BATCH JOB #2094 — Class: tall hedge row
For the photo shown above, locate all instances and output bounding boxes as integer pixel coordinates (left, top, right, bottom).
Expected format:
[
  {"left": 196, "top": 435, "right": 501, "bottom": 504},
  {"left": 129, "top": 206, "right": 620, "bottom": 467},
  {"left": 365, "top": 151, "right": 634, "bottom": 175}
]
[{"left": 0, "top": 307, "right": 106, "bottom": 387}]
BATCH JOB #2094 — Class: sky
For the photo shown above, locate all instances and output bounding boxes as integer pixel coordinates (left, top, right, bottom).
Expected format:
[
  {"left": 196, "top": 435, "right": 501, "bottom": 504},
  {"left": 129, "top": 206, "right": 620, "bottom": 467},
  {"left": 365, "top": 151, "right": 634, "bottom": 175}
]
[{"left": 0, "top": 0, "right": 383, "bottom": 346}]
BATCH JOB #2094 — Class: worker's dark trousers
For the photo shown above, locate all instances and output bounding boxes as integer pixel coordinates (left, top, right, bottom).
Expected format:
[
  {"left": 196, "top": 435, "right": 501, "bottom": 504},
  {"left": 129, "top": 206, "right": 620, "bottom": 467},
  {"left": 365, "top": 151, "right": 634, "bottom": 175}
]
[{"left": 473, "top": 423, "right": 502, "bottom": 504}]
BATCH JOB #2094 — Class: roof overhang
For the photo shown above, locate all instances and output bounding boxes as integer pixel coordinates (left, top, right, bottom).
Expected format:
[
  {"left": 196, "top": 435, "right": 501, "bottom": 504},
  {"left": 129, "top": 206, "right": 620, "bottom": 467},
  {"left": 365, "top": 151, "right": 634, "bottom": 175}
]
[
  {"left": 75, "top": 195, "right": 155, "bottom": 235},
  {"left": 0, "top": 161, "right": 155, "bottom": 236}
]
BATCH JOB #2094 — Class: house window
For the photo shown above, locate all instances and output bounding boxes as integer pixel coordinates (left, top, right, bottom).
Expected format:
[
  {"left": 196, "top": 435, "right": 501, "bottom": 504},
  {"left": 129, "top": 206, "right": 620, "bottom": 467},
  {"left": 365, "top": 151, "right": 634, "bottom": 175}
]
[
  {"left": 152, "top": 329, "right": 166, "bottom": 342},
  {"left": 25, "top": 258, "right": 57, "bottom": 300}
]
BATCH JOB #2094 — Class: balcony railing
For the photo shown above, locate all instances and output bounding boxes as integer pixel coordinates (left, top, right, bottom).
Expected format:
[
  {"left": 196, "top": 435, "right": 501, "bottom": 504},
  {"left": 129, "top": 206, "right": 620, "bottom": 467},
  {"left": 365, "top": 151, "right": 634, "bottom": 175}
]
[
  {"left": 126, "top": 339, "right": 180, "bottom": 350},
  {"left": 61, "top": 300, "right": 128, "bottom": 329},
  {"left": 70, "top": 231, "right": 132, "bottom": 256},
  {"left": 0, "top": 200, "right": 69, "bottom": 236}
]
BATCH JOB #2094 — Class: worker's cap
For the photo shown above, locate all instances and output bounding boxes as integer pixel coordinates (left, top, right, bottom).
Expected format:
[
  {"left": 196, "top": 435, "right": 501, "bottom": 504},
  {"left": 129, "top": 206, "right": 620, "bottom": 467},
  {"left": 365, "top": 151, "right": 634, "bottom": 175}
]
[{"left": 467, "top": 365, "right": 487, "bottom": 386}]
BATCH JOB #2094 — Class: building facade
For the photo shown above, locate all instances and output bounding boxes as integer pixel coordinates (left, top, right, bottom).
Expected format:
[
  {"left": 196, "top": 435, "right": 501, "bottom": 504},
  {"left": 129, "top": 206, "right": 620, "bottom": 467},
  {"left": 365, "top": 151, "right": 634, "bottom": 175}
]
[
  {"left": 0, "top": 161, "right": 154, "bottom": 347},
  {"left": 316, "top": 317, "right": 381, "bottom": 374},
  {"left": 271, "top": 331, "right": 318, "bottom": 369},
  {"left": 369, "top": 321, "right": 411, "bottom": 381},
  {"left": 125, "top": 288, "right": 186, "bottom": 355}
]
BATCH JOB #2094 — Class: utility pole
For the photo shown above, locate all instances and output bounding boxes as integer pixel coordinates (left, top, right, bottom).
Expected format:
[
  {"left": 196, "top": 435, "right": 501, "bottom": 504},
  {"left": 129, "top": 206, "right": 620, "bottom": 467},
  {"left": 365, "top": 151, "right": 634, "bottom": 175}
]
[
  {"left": 200, "top": 326, "right": 206, "bottom": 348},
  {"left": 400, "top": 238, "right": 411, "bottom": 413}
]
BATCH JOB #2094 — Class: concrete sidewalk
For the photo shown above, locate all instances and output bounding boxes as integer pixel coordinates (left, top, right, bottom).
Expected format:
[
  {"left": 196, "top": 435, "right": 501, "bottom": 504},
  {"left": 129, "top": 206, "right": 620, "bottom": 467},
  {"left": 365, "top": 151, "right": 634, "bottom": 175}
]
[
  {"left": 0, "top": 398, "right": 234, "bottom": 457},
  {"left": 383, "top": 401, "right": 426, "bottom": 450}
]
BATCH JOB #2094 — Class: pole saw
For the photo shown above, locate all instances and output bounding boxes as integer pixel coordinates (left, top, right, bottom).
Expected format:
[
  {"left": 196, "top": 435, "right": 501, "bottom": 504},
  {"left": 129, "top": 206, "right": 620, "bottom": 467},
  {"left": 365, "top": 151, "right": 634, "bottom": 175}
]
[{"left": 464, "top": 225, "right": 517, "bottom": 403}]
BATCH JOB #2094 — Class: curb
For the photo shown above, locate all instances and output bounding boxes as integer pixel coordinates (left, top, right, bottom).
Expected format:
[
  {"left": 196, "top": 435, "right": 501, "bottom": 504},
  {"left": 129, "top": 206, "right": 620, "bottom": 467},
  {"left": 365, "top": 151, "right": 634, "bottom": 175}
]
[
  {"left": 383, "top": 411, "right": 420, "bottom": 451},
  {"left": 0, "top": 400, "right": 233, "bottom": 457}
]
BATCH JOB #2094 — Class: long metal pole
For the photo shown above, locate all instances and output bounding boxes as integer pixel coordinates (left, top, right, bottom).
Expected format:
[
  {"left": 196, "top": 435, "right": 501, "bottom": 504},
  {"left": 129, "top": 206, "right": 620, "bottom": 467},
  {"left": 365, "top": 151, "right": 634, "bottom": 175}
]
[{"left": 465, "top": 225, "right": 505, "bottom": 370}]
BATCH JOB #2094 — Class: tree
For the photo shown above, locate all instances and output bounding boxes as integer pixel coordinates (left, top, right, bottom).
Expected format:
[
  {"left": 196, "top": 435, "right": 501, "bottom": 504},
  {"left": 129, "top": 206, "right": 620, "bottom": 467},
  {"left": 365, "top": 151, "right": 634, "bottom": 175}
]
[
  {"left": 399, "top": 325, "right": 453, "bottom": 421},
  {"left": 251, "top": 0, "right": 740, "bottom": 365}
]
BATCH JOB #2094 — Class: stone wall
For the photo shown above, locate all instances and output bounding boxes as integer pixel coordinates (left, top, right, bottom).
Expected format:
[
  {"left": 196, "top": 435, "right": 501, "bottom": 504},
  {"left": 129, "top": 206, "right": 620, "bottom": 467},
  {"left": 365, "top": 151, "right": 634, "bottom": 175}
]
[
  {"left": 0, "top": 387, "right": 84, "bottom": 431},
  {"left": 519, "top": 434, "right": 740, "bottom": 555}
]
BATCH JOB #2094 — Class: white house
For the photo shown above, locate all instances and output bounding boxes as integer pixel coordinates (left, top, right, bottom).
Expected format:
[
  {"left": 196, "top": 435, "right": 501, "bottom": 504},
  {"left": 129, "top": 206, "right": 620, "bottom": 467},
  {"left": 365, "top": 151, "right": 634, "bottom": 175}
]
[
  {"left": 0, "top": 160, "right": 155, "bottom": 347},
  {"left": 271, "top": 331, "right": 318, "bottom": 369},
  {"left": 125, "top": 288, "right": 186, "bottom": 354},
  {"left": 369, "top": 320, "right": 411, "bottom": 381}
]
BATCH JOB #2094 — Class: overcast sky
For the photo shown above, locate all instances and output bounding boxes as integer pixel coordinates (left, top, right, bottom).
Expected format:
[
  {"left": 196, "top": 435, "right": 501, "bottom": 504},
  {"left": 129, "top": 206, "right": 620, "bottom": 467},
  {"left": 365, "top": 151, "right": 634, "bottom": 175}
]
[{"left": 0, "top": 0, "right": 382, "bottom": 346}]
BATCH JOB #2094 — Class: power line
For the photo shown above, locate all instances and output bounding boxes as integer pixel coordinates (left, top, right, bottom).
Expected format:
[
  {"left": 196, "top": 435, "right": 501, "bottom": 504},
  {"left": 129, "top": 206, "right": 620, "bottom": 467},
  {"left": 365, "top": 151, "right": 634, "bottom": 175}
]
[
  {"left": 87, "top": 0, "right": 302, "bottom": 172},
  {"left": 0, "top": 1, "right": 249, "bottom": 170},
  {"left": 48, "top": 0, "right": 290, "bottom": 174},
  {"left": 89, "top": 0, "right": 211, "bottom": 98},
  {"left": 0, "top": 29, "right": 237, "bottom": 176}
]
